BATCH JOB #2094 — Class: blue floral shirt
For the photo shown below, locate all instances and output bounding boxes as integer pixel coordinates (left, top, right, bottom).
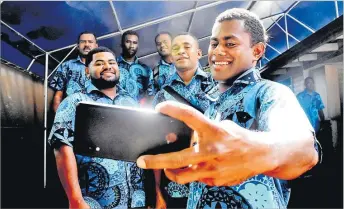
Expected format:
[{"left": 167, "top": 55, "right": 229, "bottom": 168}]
[
  {"left": 117, "top": 55, "right": 155, "bottom": 101},
  {"left": 48, "top": 83, "right": 145, "bottom": 209},
  {"left": 49, "top": 56, "right": 90, "bottom": 96},
  {"left": 187, "top": 68, "right": 316, "bottom": 209},
  {"left": 152, "top": 66, "right": 219, "bottom": 207},
  {"left": 153, "top": 59, "right": 175, "bottom": 91},
  {"left": 153, "top": 66, "right": 219, "bottom": 112},
  {"left": 297, "top": 90, "right": 325, "bottom": 132}
]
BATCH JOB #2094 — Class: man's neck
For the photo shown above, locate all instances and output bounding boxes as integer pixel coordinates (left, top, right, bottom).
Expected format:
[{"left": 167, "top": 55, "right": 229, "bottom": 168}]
[
  {"left": 306, "top": 89, "right": 314, "bottom": 94},
  {"left": 79, "top": 55, "right": 86, "bottom": 64},
  {"left": 177, "top": 66, "right": 197, "bottom": 85},
  {"left": 162, "top": 55, "right": 172, "bottom": 64},
  {"left": 218, "top": 67, "right": 253, "bottom": 93},
  {"left": 100, "top": 87, "right": 117, "bottom": 100},
  {"left": 122, "top": 54, "right": 135, "bottom": 62}
]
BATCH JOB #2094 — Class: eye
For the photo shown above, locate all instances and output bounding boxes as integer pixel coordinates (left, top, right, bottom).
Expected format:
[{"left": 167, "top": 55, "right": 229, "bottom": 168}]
[
  {"left": 95, "top": 62, "right": 103, "bottom": 66},
  {"left": 226, "top": 43, "right": 236, "bottom": 47},
  {"left": 210, "top": 42, "right": 218, "bottom": 48}
]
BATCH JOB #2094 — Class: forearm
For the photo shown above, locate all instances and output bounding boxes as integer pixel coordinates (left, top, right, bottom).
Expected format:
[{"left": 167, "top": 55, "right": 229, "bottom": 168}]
[
  {"left": 54, "top": 145, "right": 83, "bottom": 202},
  {"left": 53, "top": 91, "right": 63, "bottom": 112},
  {"left": 246, "top": 129, "right": 318, "bottom": 180},
  {"left": 154, "top": 169, "right": 162, "bottom": 192}
]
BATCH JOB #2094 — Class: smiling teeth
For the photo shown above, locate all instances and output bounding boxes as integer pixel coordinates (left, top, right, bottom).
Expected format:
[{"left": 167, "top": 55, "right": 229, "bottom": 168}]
[{"left": 214, "top": 62, "right": 229, "bottom": 65}]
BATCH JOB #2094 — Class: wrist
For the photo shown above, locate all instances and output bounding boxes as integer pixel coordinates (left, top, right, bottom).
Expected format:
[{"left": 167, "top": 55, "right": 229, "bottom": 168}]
[{"left": 69, "top": 195, "right": 84, "bottom": 205}]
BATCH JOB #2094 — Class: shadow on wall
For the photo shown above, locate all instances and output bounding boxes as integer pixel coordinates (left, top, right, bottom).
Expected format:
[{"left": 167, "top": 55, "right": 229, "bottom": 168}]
[
  {"left": 1, "top": 63, "right": 55, "bottom": 127},
  {"left": 1, "top": 64, "right": 68, "bottom": 208}
]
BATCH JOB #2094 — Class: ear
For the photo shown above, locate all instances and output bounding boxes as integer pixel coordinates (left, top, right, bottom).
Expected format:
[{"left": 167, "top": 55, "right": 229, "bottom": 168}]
[
  {"left": 197, "top": 48, "right": 202, "bottom": 59},
  {"left": 95, "top": 42, "right": 98, "bottom": 47},
  {"left": 252, "top": 42, "right": 265, "bottom": 61},
  {"left": 85, "top": 67, "right": 90, "bottom": 79}
]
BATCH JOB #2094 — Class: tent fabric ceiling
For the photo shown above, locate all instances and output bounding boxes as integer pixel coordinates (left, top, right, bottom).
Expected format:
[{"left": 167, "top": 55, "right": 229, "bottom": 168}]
[{"left": 1, "top": 1, "right": 342, "bottom": 78}]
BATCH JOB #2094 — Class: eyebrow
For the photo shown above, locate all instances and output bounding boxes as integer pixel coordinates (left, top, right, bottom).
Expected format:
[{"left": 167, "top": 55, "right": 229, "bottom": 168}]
[
  {"left": 210, "top": 35, "right": 237, "bottom": 41},
  {"left": 95, "top": 59, "right": 116, "bottom": 62}
]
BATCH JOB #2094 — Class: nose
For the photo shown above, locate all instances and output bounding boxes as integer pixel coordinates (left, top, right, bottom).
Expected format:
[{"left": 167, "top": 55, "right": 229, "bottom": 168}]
[
  {"left": 103, "top": 62, "right": 111, "bottom": 69},
  {"left": 213, "top": 45, "right": 226, "bottom": 56},
  {"left": 177, "top": 47, "right": 186, "bottom": 55}
]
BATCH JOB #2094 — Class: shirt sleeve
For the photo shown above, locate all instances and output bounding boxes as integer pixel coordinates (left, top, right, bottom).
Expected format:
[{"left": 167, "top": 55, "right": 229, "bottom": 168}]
[
  {"left": 49, "top": 62, "right": 67, "bottom": 91},
  {"left": 257, "top": 83, "right": 314, "bottom": 132},
  {"left": 257, "top": 83, "right": 320, "bottom": 161},
  {"left": 315, "top": 93, "right": 325, "bottom": 110},
  {"left": 48, "top": 95, "right": 78, "bottom": 149}
]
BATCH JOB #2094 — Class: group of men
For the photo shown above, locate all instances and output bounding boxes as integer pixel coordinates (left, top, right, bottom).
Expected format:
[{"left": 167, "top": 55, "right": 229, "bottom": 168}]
[{"left": 48, "top": 8, "right": 320, "bottom": 209}]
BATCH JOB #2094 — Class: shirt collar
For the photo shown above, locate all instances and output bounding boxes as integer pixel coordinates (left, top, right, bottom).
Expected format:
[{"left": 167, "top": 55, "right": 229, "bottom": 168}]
[
  {"left": 86, "top": 82, "right": 101, "bottom": 94},
  {"left": 73, "top": 56, "right": 85, "bottom": 65},
  {"left": 168, "top": 64, "right": 207, "bottom": 83},
  {"left": 233, "top": 67, "right": 261, "bottom": 85},
  {"left": 86, "top": 82, "right": 126, "bottom": 96},
  {"left": 302, "top": 89, "right": 315, "bottom": 96},
  {"left": 117, "top": 55, "right": 139, "bottom": 64},
  {"left": 160, "top": 59, "right": 173, "bottom": 66}
]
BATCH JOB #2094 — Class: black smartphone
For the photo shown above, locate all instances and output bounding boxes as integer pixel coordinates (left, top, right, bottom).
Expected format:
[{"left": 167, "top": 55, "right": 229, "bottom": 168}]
[{"left": 74, "top": 101, "right": 192, "bottom": 162}]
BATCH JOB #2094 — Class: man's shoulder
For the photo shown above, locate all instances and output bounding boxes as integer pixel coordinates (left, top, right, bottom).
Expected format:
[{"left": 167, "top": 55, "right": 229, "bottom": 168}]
[
  {"left": 137, "top": 60, "right": 151, "bottom": 70},
  {"left": 59, "top": 58, "right": 81, "bottom": 70},
  {"left": 253, "top": 79, "right": 295, "bottom": 99},
  {"left": 63, "top": 92, "right": 90, "bottom": 104},
  {"left": 117, "top": 87, "right": 139, "bottom": 105},
  {"left": 55, "top": 92, "right": 90, "bottom": 114},
  {"left": 62, "top": 58, "right": 79, "bottom": 65},
  {"left": 313, "top": 91, "right": 322, "bottom": 97}
]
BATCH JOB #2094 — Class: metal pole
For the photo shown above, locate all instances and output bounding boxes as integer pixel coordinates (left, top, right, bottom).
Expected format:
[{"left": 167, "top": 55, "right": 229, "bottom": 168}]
[
  {"left": 48, "top": 45, "right": 77, "bottom": 79},
  {"left": 1, "top": 20, "right": 61, "bottom": 64},
  {"left": 335, "top": 1, "right": 339, "bottom": 18},
  {"left": 284, "top": 14, "right": 290, "bottom": 49},
  {"left": 187, "top": 1, "right": 198, "bottom": 32},
  {"left": 266, "top": 44, "right": 282, "bottom": 54},
  {"left": 26, "top": 59, "right": 36, "bottom": 71},
  {"left": 44, "top": 52, "right": 49, "bottom": 188},
  {"left": 46, "top": 0, "right": 228, "bottom": 54},
  {"left": 286, "top": 13, "right": 315, "bottom": 33},
  {"left": 109, "top": 1, "right": 123, "bottom": 34}
]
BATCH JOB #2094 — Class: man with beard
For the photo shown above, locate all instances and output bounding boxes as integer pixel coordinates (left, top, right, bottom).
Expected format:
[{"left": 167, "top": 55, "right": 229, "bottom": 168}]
[
  {"left": 151, "top": 33, "right": 218, "bottom": 209},
  {"left": 117, "top": 30, "right": 155, "bottom": 103},
  {"left": 49, "top": 31, "right": 98, "bottom": 112},
  {"left": 49, "top": 47, "right": 146, "bottom": 209},
  {"left": 153, "top": 32, "right": 175, "bottom": 91},
  {"left": 137, "top": 8, "right": 319, "bottom": 209}
]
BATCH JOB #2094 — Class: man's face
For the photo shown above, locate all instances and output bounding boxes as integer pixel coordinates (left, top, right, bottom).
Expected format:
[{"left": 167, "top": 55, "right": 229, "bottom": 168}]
[
  {"left": 88, "top": 52, "right": 120, "bottom": 89},
  {"left": 123, "top": 34, "right": 139, "bottom": 58},
  {"left": 208, "top": 20, "right": 264, "bottom": 81},
  {"left": 156, "top": 34, "right": 172, "bottom": 57},
  {"left": 78, "top": 34, "right": 98, "bottom": 56},
  {"left": 305, "top": 78, "right": 314, "bottom": 91},
  {"left": 171, "top": 35, "right": 201, "bottom": 72}
]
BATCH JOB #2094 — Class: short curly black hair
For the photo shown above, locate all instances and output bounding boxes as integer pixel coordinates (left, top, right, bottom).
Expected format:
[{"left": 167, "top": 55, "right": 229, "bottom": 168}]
[
  {"left": 85, "top": 46, "right": 116, "bottom": 67},
  {"left": 77, "top": 31, "right": 97, "bottom": 44},
  {"left": 173, "top": 32, "right": 199, "bottom": 48},
  {"left": 214, "top": 8, "right": 268, "bottom": 45},
  {"left": 121, "top": 30, "right": 139, "bottom": 48},
  {"left": 155, "top": 31, "right": 172, "bottom": 43}
]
